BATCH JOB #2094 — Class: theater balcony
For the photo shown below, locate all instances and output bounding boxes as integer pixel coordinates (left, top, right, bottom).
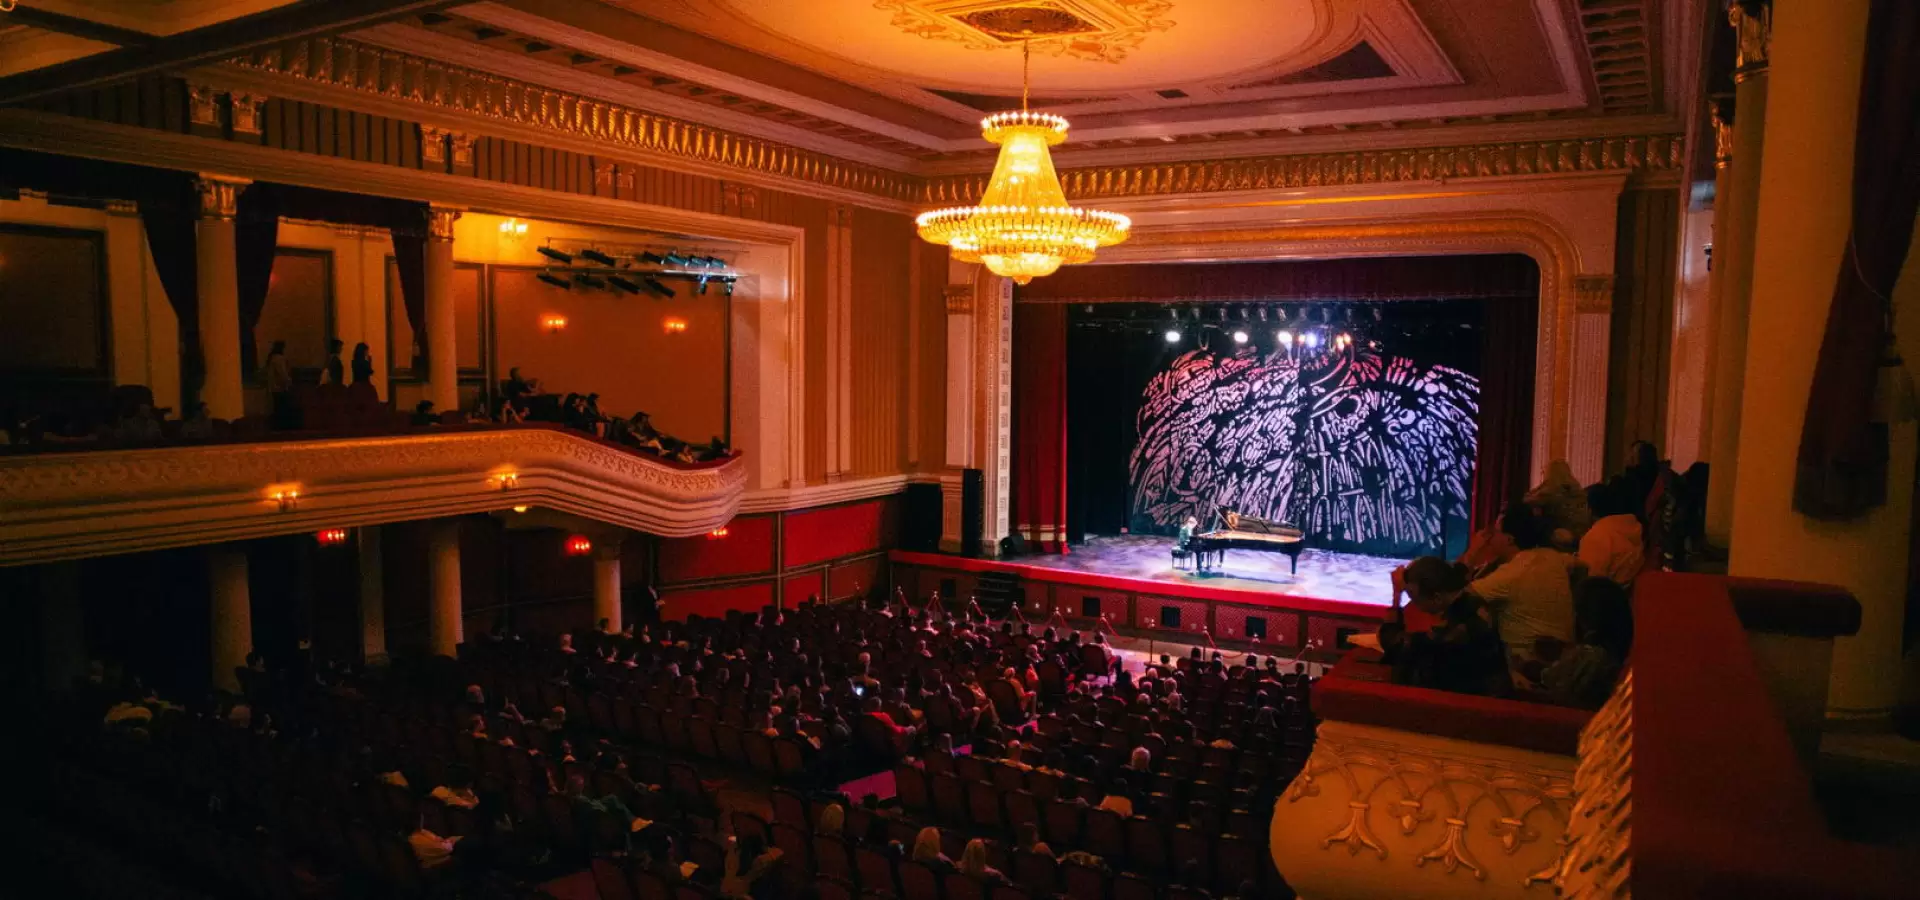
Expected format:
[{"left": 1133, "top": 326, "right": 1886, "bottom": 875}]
[
  {"left": 0, "top": 423, "right": 747, "bottom": 566},
  {"left": 1274, "top": 572, "right": 1920, "bottom": 900}
]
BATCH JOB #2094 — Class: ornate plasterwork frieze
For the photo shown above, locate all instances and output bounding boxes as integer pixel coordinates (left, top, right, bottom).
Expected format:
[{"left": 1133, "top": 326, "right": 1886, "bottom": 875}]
[
  {"left": 0, "top": 428, "right": 749, "bottom": 566},
  {"left": 923, "top": 134, "right": 1684, "bottom": 204},
  {"left": 224, "top": 36, "right": 918, "bottom": 203},
  {"left": 876, "top": 0, "right": 1177, "bottom": 64},
  {"left": 1550, "top": 669, "right": 1632, "bottom": 899}
]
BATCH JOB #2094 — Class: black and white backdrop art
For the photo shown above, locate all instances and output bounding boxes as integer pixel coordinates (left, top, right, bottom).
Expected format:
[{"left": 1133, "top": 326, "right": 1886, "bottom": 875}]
[{"left": 1128, "top": 340, "right": 1479, "bottom": 558}]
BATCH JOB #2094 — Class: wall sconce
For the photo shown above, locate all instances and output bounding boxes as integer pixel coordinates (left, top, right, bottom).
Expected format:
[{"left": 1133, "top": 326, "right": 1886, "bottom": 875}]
[
  {"left": 491, "top": 472, "right": 521, "bottom": 491},
  {"left": 267, "top": 485, "right": 301, "bottom": 511},
  {"left": 499, "top": 217, "right": 529, "bottom": 240},
  {"left": 543, "top": 315, "right": 568, "bottom": 333},
  {"left": 663, "top": 317, "right": 688, "bottom": 335},
  {"left": 565, "top": 535, "right": 593, "bottom": 556},
  {"left": 708, "top": 527, "right": 729, "bottom": 539},
  {"left": 512, "top": 505, "right": 530, "bottom": 514},
  {"left": 316, "top": 528, "right": 349, "bottom": 546}
]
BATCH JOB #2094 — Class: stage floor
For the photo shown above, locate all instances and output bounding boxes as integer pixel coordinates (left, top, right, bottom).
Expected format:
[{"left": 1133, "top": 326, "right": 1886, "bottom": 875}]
[{"left": 1017, "top": 534, "right": 1402, "bottom": 608}]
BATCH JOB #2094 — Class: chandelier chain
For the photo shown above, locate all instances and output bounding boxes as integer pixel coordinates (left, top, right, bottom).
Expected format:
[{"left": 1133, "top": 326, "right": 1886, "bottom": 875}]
[{"left": 1021, "top": 37, "right": 1031, "bottom": 112}]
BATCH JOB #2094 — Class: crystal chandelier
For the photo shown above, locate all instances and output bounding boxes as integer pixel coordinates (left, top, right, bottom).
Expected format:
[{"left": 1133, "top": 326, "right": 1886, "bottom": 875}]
[{"left": 916, "top": 40, "right": 1130, "bottom": 284}]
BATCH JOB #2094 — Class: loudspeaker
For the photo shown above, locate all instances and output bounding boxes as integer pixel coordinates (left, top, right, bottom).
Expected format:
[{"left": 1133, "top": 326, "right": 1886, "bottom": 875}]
[
  {"left": 961, "top": 468, "right": 985, "bottom": 557},
  {"left": 902, "top": 482, "right": 942, "bottom": 552}
]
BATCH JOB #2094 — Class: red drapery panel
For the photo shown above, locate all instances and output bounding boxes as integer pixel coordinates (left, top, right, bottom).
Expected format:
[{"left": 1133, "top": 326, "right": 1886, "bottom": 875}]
[
  {"left": 1796, "top": 0, "right": 1920, "bottom": 520},
  {"left": 1012, "top": 303, "right": 1070, "bottom": 553},
  {"left": 1470, "top": 295, "right": 1539, "bottom": 532},
  {"left": 1014, "top": 254, "right": 1540, "bottom": 304}
]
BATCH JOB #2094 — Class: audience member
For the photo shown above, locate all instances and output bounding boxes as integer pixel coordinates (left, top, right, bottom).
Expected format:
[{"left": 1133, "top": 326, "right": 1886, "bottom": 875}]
[
  {"left": 912, "top": 826, "right": 954, "bottom": 872},
  {"left": 719, "top": 833, "right": 781, "bottom": 899},
  {"left": 1378, "top": 555, "right": 1512, "bottom": 697},
  {"left": 323, "top": 339, "right": 345, "bottom": 385},
  {"left": 410, "top": 400, "right": 438, "bottom": 427},
  {"left": 1469, "top": 502, "right": 1577, "bottom": 682},
  {"left": 960, "top": 838, "right": 1006, "bottom": 882},
  {"left": 1579, "top": 479, "right": 1645, "bottom": 585},
  {"left": 1525, "top": 458, "right": 1592, "bottom": 548},
  {"left": 351, "top": 342, "right": 375, "bottom": 385},
  {"left": 264, "top": 340, "right": 294, "bottom": 428},
  {"left": 1542, "top": 577, "right": 1633, "bottom": 708}
]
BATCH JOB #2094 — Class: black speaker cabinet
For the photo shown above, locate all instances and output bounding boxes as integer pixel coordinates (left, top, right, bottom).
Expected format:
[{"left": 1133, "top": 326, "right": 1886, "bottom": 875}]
[
  {"left": 961, "top": 468, "right": 985, "bottom": 557},
  {"left": 902, "top": 482, "right": 942, "bottom": 552}
]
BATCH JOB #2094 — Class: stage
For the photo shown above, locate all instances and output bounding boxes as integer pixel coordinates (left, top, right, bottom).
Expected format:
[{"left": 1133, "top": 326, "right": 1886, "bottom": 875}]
[
  {"left": 1013, "top": 534, "right": 1400, "bottom": 608},
  {"left": 891, "top": 536, "right": 1406, "bottom": 656}
]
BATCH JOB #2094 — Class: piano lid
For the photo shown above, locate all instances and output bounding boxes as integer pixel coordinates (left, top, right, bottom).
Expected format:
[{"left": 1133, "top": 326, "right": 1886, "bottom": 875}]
[{"left": 1216, "top": 505, "right": 1298, "bottom": 536}]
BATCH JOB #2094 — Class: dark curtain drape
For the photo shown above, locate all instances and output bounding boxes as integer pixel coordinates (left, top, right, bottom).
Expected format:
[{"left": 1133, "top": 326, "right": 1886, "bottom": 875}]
[
  {"left": 1470, "top": 294, "right": 1540, "bottom": 532},
  {"left": 392, "top": 229, "right": 429, "bottom": 372},
  {"left": 1012, "top": 303, "right": 1070, "bottom": 553},
  {"left": 139, "top": 175, "right": 203, "bottom": 410},
  {"left": 1017, "top": 254, "right": 1541, "bottom": 304},
  {"left": 1795, "top": 0, "right": 1920, "bottom": 520},
  {"left": 235, "top": 184, "right": 282, "bottom": 374},
  {"left": 1066, "top": 320, "right": 1165, "bottom": 540}
]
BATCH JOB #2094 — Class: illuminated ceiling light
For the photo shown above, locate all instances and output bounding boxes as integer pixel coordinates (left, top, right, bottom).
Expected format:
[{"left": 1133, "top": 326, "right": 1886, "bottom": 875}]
[
  {"left": 1164, "top": 328, "right": 1181, "bottom": 343},
  {"left": 913, "top": 39, "right": 1128, "bottom": 284},
  {"left": 1304, "top": 332, "right": 1321, "bottom": 349},
  {"left": 1232, "top": 330, "right": 1249, "bottom": 344},
  {"left": 511, "top": 505, "right": 530, "bottom": 514},
  {"left": 1276, "top": 330, "right": 1293, "bottom": 347}
]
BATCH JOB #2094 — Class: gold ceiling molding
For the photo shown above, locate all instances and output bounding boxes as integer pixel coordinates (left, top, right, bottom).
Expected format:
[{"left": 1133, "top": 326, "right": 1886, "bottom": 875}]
[
  {"left": 226, "top": 36, "right": 918, "bottom": 203},
  {"left": 876, "top": 0, "right": 1176, "bottom": 64},
  {"left": 923, "top": 134, "right": 1685, "bottom": 204}
]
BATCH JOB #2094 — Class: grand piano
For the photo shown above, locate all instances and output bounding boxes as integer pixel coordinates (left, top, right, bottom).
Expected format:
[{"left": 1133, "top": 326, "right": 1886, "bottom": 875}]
[{"left": 1189, "top": 506, "right": 1306, "bottom": 574}]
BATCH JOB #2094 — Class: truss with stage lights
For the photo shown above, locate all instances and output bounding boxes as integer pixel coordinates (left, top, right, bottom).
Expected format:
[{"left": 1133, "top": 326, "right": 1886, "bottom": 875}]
[{"left": 531, "top": 240, "right": 739, "bottom": 298}]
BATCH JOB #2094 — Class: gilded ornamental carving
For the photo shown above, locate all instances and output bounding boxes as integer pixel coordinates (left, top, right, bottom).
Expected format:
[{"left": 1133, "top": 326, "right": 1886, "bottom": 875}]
[
  {"left": 1550, "top": 669, "right": 1632, "bottom": 899},
  {"left": 1730, "top": 0, "right": 1771, "bottom": 80},
  {"left": 1272, "top": 720, "right": 1576, "bottom": 900},
  {"left": 426, "top": 206, "right": 461, "bottom": 241},
  {"left": 420, "top": 124, "right": 450, "bottom": 166},
  {"left": 230, "top": 92, "right": 268, "bottom": 136},
  {"left": 194, "top": 175, "right": 246, "bottom": 220}
]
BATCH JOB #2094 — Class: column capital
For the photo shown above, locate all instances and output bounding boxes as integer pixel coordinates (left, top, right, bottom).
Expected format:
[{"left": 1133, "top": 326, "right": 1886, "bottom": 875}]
[
  {"left": 426, "top": 206, "right": 463, "bottom": 242},
  {"left": 1710, "top": 94, "right": 1736, "bottom": 169},
  {"left": 194, "top": 175, "right": 250, "bottom": 220},
  {"left": 1730, "top": 0, "right": 1771, "bottom": 81},
  {"left": 231, "top": 92, "right": 269, "bottom": 136},
  {"left": 944, "top": 285, "right": 973, "bottom": 315},
  {"left": 186, "top": 81, "right": 221, "bottom": 129},
  {"left": 419, "top": 124, "right": 450, "bottom": 167},
  {"left": 1574, "top": 275, "right": 1615, "bottom": 313}
]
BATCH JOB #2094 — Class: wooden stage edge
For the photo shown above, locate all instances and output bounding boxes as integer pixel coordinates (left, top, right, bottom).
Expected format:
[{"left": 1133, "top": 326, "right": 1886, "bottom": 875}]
[{"left": 889, "top": 549, "right": 1391, "bottom": 659}]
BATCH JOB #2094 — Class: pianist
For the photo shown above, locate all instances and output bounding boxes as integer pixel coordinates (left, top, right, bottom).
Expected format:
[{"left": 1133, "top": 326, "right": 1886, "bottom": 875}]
[{"left": 1177, "top": 516, "right": 1200, "bottom": 551}]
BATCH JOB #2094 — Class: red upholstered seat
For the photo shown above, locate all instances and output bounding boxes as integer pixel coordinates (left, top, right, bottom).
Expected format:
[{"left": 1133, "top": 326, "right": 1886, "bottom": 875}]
[{"left": 895, "top": 765, "right": 931, "bottom": 813}]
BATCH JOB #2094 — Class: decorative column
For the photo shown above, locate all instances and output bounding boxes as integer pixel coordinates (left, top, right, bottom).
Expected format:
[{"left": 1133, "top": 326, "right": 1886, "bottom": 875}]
[
  {"left": 1568, "top": 275, "right": 1614, "bottom": 484},
  {"left": 208, "top": 546, "right": 253, "bottom": 693},
  {"left": 423, "top": 207, "right": 462, "bottom": 416},
  {"left": 39, "top": 560, "right": 85, "bottom": 692},
  {"left": 940, "top": 279, "right": 977, "bottom": 553},
  {"left": 1704, "top": 1, "right": 1772, "bottom": 547},
  {"left": 593, "top": 535, "right": 625, "bottom": 633},
  {"left": 976, "top": 273, "right": 1014, "bottom": 557},
  {"left": 1727, "top": 0, "right": 1909, "bottom": 722},
  {"left": 358, "top": 525, "right": 387, "bottom": 665},
  {"left": 1695, "top": 97, "right": 1739, "bottom": 466},
  {"left": 427, "top": 519, "right": 463, "bottom": 658},
  {"left": 195, "top": 175, "right": 249, "bottom": 420}
]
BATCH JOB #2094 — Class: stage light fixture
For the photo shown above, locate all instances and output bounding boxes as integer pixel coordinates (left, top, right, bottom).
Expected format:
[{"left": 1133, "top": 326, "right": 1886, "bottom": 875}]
[
  {"left": 664, "top": 252, "right": 690, "bottom": 266},
  {"left": 639, "top": 252, "right": 666, "bottom": 265},
  {"left": 723, "top": 279, "right": 737, "bottom": 297},
  {"left": 1164, "top": 328, "right": 1182, "bottom": 343},
  {"left": 607, "top": 276, "right": 643, "bottom": 294},
  {"left": 580, "top": 248, "right": 617, "bottom": 266},
  {"left": 1276, "top": 330, "right": 1293, "bottom": 347},
  {"left": 644, "top": 278, "right": 675, "bottom": 299},
  {"left": 1232, "top": 330, "right": 1249, "bottom": 344},
  {"left": 1304, "top": 332, "right": 1321, "bottom": 349},
  {"left": 537, "top": 273, "right": 571, "bottom": 290},
  {"left": 573, "top": 273, "right": 605, "bottom": 289},
  {"left": 697, "top": 276, "right": 710, "bottom": 295},
  {"left": 1338, "top": 332, "right": 1351, "bottom": 346},
  {"left": 536, "top": 246, "right": 574, "bottom": 264}
]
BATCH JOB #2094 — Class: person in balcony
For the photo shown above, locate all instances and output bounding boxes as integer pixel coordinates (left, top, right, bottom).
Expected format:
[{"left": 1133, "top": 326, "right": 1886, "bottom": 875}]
[
  {"left": 1468, "top": 502, "right": 1577, "bottom": 684},
  {"left": 1378, "top": 555, "right": 1512, "bottom": 697},
  {"left": 179, "top": 402, "right": 214, "bottom": 441},
  {"left": 351, "top": 342, "right": 374, "bottom": 386},
  {"left": 1578, "top": 479, "right": 1645, "bottom": 585},
  {"left": 322, "top": 339, "right": 345, "bottom": 385},
  {"left": 410, "top": 400, "right": 439, "bottom": 427},
  {"left": 263, "top": 340, "right": 294, "bottom": 429},
  {"left": 1542, "top": 577, "right": 1633, "bottom": 709}
]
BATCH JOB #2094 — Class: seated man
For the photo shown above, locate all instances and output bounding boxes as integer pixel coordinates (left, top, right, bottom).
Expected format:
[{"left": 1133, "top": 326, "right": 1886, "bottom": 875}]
[
  {"left": 1469, "top": 502, "right": 1578, "bottom": 685},
  {"left": 1578, "top": 478, "right": 1645, "bottom": 585},
  {"left": 1377, "top": 556, "right": 1512, "bottom": 697}
]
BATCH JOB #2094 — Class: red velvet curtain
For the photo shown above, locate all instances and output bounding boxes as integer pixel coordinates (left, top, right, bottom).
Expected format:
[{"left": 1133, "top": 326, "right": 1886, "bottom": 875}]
[
  {"left": 1012, "top": 303, "right": 1070, "bottom": 553},
  {"left": 1470, "top": 294, "right": 1539, "bottom": 532},
  {"left": 1796, "top": 0, "right": 1920, "bottom": 520}
]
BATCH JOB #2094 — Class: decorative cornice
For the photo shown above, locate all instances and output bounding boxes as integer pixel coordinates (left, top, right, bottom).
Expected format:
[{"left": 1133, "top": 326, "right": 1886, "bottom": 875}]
[
  {"left": 223, "top": 36, "right": 918, "bottom": 204},
  {"left": 0, "top": 428, "right": 748, "bottom": 566},
  {"left": 944, "top": 285, "right": 974, "bottom": 315},
  {"left": 1574, "top": 275, "right": 1615, "bottom": 313},
  {"left": 923, "top": 134, "right": 1684, "bottom": 204},
  {"left": 231, "top": 92, "right": 268, "bottom": 136},
  {"left": 1730, "top": 0, "right": 1771, "bottom": 82},
  {"left": 734, "top": 473, "right": 908, "bottom": 514},
  {"left": 195, "top": 175, "right": 248, "bottom": 220}
]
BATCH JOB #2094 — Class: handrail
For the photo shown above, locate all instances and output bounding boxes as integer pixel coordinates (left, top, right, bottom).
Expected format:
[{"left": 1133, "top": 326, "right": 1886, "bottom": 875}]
[{"left": 1311, "top": 652, "right": 1592, "bottom": 755}]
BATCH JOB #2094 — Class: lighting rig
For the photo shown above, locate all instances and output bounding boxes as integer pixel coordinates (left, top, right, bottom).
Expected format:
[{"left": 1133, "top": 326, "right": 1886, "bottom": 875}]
[{"left": 533, "top": 239, "right": 740, "bottom": 299}]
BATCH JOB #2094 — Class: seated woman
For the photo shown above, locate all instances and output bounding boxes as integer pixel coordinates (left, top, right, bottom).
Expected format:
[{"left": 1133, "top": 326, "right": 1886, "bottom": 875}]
[
  {"left": 959, "top": 839, "right": 1007, "bottom": 883},
  {"left": 912, "top": 826, "right": 955, "bottom": 873},
  {"left": 1377, "top": 556, "right": 1512, "bottom": 697}
]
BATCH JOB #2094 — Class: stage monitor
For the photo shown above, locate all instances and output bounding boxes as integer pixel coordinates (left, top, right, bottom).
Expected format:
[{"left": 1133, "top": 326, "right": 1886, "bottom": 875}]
[
  {"left": 1244, "top": 616, "right": 1267, "bottom": 640},
  {"left": 1081, "top": 596, "right": 1102, "bottom": 618},
  {"left": 1158, "top": 606, "right": 1181, "bottom": 629}
]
